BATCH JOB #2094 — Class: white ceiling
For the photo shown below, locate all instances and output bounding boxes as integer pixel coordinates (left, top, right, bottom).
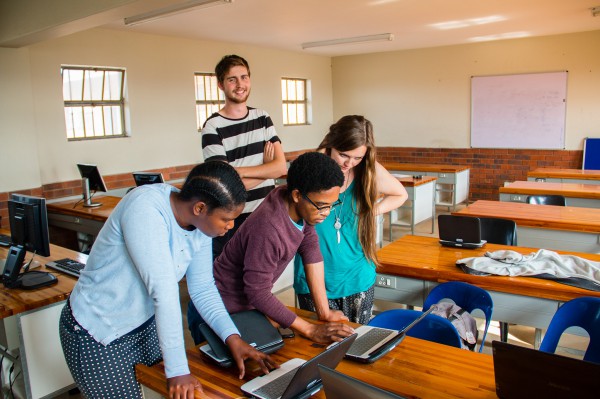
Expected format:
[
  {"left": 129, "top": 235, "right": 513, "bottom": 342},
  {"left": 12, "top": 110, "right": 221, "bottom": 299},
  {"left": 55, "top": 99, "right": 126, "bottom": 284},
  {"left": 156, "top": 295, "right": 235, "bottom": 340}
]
[{"left": 102, "top": 0, "right": 600, "bottom": 57}]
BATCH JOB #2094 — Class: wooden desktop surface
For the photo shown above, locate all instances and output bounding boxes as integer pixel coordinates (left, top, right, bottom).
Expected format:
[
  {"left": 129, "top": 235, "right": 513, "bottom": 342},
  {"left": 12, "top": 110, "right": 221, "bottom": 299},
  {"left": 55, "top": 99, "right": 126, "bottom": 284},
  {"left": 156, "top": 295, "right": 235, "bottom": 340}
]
[
  {"left": 393, "top": 175, "right": 437, "bottom": 187},
  {"left": 135, "top": 308, "right": 496, "bottom": 399},
  {"left": 528, "top": 168, "right": 600, "bottom": 180},
  {"left": 381, "top": 162, "right": 469, "bottom": 173},
  {"left": 0, "top": 228, "right": 83, "bottom": 318},
  {"left": 453, "top": 200, "right": 600, "bottom": 233},
  {"left": 46, "top": 195, "right": 121, "bottom": 222},
  {"left": 500, "top": 181, "right": 600, "bottom": 199},
  {"left": 377, "top": 235, "right": 600, "bottom": 303}
]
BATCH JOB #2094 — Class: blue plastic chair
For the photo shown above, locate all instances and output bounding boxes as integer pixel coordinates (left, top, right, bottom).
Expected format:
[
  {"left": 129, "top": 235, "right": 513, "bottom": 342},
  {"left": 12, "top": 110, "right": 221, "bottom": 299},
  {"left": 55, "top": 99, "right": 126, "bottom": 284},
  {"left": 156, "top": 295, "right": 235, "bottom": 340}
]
[
  {"left": 539, "top": 297, "right": 600, "bottom": 363},
  {"left": 368, "top": 309, "right": 462, "bottom": 349},
  {"left": 423, "top": 281, "right": 493, "bottom": 352}
]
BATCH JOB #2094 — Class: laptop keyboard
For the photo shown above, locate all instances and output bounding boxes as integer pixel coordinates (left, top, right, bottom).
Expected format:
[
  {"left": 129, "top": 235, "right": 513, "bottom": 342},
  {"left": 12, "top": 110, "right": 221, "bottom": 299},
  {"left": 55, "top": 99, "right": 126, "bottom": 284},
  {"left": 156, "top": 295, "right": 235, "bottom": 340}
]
[
  {"left": 46, "top": 258, "right": 86, "bottom": 277},
  {"left": 253, "top": 367, "right": 299, "bottom": 399},
  {"left": 346, "top": 328, "right": 393, "bottom": 356}
]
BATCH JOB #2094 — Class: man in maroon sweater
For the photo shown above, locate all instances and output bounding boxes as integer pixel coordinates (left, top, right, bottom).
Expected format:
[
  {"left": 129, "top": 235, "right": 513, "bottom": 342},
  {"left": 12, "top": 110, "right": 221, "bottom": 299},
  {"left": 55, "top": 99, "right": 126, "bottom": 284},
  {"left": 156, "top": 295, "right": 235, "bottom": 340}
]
[{"left": 188, "top": 152, "right": 355, "bottom": 344}]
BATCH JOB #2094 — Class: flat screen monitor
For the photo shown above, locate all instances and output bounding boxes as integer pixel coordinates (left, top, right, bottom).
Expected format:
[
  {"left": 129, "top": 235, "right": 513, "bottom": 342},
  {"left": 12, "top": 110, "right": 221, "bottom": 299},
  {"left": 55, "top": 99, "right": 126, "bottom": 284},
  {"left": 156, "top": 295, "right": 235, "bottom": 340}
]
[
  {"left": 77, "top": 164, "right": 107, "bottom": 192},
  {"left": 8, "top": 194, "right": 51, "bottom": 257},
  {"left": 3, "top": 194, "right": 57, "bottom": 289},
  {"left": 133, "top": 172, "right": 164, "bottom": 187},
  {"left": 77, "top": 164, "right": 107, "bottom": 207}
]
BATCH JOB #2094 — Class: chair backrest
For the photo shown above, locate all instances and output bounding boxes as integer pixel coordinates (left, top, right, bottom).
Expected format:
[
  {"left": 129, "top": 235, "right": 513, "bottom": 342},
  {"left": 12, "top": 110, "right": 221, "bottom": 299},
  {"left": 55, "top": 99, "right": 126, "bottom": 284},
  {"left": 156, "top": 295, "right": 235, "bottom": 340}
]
[
  {"left": 539, "top": 297, "right": 600, "bottom": 363},
  {"left": 423, "top": 281, "right": 494, "bottom": 352},
  {"left": 525, "top": 194, "right": 566, "bottom": 206},
  {"left": 479, "top": 217, "right": 517, "bottom": 246},
  {"left": 368, "top": 309, "right": 462, "bottom": 349}
]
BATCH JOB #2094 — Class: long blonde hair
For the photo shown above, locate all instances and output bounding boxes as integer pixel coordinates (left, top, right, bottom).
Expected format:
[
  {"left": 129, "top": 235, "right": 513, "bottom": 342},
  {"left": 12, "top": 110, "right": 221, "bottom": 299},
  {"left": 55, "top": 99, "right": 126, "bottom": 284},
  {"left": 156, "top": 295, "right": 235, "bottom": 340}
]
[{"left": 318, "top": 115, "right": 379, "bottom": 266}]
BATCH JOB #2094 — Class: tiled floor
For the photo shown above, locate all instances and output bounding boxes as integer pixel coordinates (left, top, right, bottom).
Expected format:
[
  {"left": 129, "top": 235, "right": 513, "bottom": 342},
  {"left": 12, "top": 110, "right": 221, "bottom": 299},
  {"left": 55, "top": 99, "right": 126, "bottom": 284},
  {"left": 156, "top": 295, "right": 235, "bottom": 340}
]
[{"left": 51, "top": 204, "right": 589, "bottom": 398}]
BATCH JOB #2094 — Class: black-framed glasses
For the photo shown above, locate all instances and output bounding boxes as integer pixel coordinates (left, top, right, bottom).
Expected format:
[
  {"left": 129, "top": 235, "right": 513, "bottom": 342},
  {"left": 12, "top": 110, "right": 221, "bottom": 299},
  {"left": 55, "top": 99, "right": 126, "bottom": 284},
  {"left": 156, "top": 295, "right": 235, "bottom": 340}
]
[{"left": 301, "top": 193, "right": 342, "bottom": 215}]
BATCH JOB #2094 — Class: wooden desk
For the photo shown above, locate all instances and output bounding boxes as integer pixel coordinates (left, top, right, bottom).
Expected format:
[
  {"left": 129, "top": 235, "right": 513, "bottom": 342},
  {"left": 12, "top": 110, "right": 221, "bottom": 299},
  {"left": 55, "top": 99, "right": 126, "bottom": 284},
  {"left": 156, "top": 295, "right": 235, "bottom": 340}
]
[
  {"left": 1, "top": 229, "right": 83, "bottom": 398},
  {"left": 500, "top": 181, "right": 600, "bottom": 208},
  {"left": 528, "top": 168, "right": 600, "bottom": 184},
  {"left": 136, "top": 309, "right": 496, "bottom": 399},
  {"left": 452, "top": 200, "right": 600, "bottom": 254},
  {"left": 374, "top": 235, "right": 600, "bottom": 342},
  {"left": 46, "top": 195, "right": 120, "bottom": 251},
  {"left": 381, "top": 162, "right": 470, "bottom": 210},
  {"left": 388, "top": 175, "right": 436, "bottom": 239}
]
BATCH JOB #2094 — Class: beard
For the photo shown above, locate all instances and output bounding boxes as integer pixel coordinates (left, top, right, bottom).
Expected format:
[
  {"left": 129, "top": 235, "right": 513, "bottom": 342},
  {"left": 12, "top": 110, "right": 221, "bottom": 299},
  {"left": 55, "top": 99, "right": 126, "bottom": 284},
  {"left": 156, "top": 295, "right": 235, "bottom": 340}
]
[{"left": 225, "top": 89, "right": 250, "bottom": 104}]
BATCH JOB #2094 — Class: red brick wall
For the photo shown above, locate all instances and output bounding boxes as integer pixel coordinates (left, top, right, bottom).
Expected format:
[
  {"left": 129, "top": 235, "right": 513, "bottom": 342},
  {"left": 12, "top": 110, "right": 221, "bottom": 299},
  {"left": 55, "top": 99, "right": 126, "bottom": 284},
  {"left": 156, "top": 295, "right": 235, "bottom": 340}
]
[
  {"left": 0, "top": 164, "right": 196, "bottom": 229},
  {"left": 377, "top": 147, "right": 582, "bottom": 202},
  {"left": 0, "top": 149, "right": 583, "bottom": 229}
]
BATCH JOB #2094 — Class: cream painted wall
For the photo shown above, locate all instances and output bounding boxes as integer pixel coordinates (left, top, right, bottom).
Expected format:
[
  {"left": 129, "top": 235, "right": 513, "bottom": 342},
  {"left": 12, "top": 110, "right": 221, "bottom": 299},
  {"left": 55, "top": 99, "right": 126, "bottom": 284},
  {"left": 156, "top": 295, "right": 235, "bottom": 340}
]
[
  {"left": 0, "top": 47, "right": 42, "bottom": 192},
  {"left": 331, "top": 30, "right": 600, "bottom": 150},
  {"left": 1, "top": 28, "right": 333, "bottom": 192}
]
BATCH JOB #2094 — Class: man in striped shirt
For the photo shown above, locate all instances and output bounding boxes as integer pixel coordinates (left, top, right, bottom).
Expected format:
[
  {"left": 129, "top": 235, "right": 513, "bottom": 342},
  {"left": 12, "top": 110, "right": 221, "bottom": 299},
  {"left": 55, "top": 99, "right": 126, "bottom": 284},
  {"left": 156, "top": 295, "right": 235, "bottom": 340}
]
[{"left": 202, "top": 54, "right": 287, "bottom": 258}]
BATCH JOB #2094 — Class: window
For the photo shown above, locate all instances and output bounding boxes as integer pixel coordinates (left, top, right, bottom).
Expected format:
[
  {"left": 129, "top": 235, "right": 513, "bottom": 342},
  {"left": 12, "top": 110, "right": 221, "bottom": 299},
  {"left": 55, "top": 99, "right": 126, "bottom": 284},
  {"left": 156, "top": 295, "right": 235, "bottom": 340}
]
[
  {"left": 194, "top": 73, "right": 224, "bottom": 130},
  {"left": 61, "top": 66, "right": 126, "bottom": 140},
  {"left": 281, "top": 78, "right": 308, "bottom": 125}
]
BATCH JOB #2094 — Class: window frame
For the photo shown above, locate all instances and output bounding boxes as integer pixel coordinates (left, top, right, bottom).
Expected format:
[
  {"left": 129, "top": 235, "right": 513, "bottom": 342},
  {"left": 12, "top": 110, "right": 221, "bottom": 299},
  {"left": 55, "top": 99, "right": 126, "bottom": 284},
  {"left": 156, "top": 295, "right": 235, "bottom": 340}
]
[
  {"left": 281, "top": 77, "right": 309, "bottom": 126},
  {"left": 194, "top": 72, "right": 225, "bottom": 131},
  {"left": 61, "top": 65, "right": 127, "bottom": 141}
]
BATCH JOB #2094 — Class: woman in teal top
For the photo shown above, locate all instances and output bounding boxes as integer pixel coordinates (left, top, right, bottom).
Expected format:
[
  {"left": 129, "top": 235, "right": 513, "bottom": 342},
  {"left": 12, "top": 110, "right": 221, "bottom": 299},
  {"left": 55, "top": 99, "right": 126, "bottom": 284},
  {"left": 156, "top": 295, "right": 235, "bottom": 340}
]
[{"left": 294, "top": 115, "right": 408, "bottom": 323}]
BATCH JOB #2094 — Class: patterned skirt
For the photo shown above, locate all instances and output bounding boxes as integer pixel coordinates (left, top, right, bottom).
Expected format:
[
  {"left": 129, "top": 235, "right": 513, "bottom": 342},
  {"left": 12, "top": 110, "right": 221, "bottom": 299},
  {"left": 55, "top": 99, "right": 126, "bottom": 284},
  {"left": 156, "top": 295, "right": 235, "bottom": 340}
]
[
  {"left": 296, "top": 285, "right": 375, "bottom": 324},
  {"left": 59, "top": 301, "right": 162, "bottom": 399}
]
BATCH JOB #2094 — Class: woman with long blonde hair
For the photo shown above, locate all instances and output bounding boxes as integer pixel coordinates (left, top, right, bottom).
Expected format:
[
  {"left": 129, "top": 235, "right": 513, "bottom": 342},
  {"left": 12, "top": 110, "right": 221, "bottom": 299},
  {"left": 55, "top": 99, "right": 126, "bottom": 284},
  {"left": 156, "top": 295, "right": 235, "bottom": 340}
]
[{"left": 294, "top": 115, "right": 408, "bottom": 323}]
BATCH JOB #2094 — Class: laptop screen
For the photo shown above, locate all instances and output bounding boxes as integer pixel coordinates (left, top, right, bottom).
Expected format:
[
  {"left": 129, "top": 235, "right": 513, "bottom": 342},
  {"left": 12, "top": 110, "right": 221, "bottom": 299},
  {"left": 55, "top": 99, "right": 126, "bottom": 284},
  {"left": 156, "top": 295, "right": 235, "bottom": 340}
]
[
  {"left": 492, "top": 341, "right": 600, "bottom": 398},
  {"left": 319, "top": 365, "right": 406, "bottom": 399}
]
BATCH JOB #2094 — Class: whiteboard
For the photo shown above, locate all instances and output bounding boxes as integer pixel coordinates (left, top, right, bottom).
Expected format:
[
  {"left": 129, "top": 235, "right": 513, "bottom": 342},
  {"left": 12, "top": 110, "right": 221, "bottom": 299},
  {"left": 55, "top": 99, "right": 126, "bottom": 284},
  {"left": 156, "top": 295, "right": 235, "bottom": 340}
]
[{"left": 471, "top": 71, "right": 567, "bottom": 149}]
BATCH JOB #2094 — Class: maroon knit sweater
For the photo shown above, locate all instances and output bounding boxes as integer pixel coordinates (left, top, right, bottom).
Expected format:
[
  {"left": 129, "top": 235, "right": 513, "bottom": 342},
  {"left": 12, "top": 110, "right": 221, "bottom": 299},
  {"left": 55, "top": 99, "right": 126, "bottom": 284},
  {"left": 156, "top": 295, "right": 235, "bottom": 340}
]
[{"left": 214, "top": 186, "right": 323, "bottom": 328}]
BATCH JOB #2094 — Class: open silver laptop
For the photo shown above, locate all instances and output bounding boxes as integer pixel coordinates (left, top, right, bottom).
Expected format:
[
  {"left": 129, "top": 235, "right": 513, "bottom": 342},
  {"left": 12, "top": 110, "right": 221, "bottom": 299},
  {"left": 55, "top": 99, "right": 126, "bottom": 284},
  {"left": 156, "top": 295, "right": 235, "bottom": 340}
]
[
  {"left": 319, "top": 365, "right": 406, "bottom": 399},
  {"left": 240, "top": 333, "right": 357, "bottom": 399},
  {"left": 336, "top": 307, "right": 434, "bottom": 363}
]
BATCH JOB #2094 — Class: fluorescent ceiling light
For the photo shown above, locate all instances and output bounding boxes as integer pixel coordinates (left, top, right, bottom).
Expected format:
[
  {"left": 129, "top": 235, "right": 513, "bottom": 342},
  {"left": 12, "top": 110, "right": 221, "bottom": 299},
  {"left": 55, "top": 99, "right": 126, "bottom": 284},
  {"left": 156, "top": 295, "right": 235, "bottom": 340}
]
[
  {"left": 301, "top": 33, "right": 394, "bottom": 49},
  {"left": 431, "top": 15, "right": 505, "bottom": 30},
  {"left": 125, "top": 0, "right": 233, "bottom": 26},
  {"left": 469, "top": 31, "right": 529, "bottom": 42}
]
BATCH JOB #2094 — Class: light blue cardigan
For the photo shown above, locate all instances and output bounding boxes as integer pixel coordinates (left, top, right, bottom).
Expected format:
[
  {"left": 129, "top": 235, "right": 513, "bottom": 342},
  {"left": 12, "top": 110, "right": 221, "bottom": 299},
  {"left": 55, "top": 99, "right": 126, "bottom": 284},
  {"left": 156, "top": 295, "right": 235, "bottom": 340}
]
[{"left": 70, "top": 184, "right": 239, "bottom": 378}]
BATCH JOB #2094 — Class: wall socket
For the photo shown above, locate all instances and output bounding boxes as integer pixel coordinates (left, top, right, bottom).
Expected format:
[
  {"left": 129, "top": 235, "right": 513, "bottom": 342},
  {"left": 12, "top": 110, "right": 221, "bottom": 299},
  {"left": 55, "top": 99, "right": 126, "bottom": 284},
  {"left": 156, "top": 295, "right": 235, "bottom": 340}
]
[{"left": 376, "top": 275, "right": 396, "bottom": 288}]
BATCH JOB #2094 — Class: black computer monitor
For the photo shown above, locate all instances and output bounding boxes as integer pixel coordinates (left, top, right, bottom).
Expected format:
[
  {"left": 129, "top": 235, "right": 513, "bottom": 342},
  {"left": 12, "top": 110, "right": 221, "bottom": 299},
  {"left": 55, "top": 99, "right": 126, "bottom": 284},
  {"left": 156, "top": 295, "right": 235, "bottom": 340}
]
[
  {"left": 77, "top": 164, "right": 107, "bottom": 207},
  {"left": 3, "top": 194, "right": 57, "bottom": 289},
  {"left": 133, "top": 172, "right": 164, "bottom": 187}
]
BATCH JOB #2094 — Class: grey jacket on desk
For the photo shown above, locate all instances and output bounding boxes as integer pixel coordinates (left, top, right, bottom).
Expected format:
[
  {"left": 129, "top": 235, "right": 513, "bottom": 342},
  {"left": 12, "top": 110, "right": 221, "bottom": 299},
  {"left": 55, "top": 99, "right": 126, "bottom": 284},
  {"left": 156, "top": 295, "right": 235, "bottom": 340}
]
[{"left": 457, "top": 249, "right": 600, "bottom": 291}]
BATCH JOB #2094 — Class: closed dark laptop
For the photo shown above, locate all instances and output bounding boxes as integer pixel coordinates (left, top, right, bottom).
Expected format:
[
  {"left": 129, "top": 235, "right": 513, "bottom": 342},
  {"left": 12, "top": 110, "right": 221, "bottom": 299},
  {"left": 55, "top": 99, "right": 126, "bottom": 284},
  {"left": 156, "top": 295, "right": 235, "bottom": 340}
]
[
  {"left": 199, "top": 309, "right": 283, "bottom": 367},
  {"left": 493, "top": 341, "right": 600, "bottom": 398},
  {"left": 438, "top": 215, "right": 486, "bottom": 248},
  {"left": 318, "top": 365, "right": 406, "bottom": 399}
]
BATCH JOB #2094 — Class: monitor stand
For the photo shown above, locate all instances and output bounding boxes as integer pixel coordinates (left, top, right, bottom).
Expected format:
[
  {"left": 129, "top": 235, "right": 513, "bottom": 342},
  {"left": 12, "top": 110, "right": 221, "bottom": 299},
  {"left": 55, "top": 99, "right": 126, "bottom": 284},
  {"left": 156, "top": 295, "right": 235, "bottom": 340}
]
[
  {"left": 82, "top": 178, "right": 102, "bottom": 208},
  {"left": 17, "top": 271, "right": 58, "bottom": 290}
]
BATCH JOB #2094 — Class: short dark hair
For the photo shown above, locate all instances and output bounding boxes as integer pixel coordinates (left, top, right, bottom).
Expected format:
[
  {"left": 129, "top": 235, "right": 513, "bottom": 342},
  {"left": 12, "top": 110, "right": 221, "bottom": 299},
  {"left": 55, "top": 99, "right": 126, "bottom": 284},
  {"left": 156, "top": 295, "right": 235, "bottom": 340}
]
[
  {"left": 215, "top": 54, "right": 250, "bottom": 84},
  {"left": 179, "top": 161, "right": 246, "bottom": 212},
  {"left": 287, "top": 152, "right": 344, "bottom": 195}
]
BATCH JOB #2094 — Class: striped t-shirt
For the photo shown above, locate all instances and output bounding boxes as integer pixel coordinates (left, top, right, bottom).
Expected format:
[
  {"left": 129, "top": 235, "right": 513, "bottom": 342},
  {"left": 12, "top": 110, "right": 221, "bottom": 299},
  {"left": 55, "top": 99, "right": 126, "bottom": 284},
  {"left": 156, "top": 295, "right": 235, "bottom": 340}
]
[{"left": 201, "top": 107, "right": 281, "bottom": 214}]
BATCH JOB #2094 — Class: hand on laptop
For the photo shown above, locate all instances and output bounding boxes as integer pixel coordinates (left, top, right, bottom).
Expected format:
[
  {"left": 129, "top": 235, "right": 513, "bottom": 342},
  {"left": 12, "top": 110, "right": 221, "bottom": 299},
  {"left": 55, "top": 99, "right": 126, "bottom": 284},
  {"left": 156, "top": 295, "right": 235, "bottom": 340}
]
[
  {"left": 319, "top": 309, "right": 349, "bottom": 322},
  {"left": 305, "top": 322, "right": 355, "bottom": 344},
  {"left": 166, "top": 374, "right": 203, "bottom": 399},
  {"left": 226, "top": 334, "right": 280, "bottom": 379}
]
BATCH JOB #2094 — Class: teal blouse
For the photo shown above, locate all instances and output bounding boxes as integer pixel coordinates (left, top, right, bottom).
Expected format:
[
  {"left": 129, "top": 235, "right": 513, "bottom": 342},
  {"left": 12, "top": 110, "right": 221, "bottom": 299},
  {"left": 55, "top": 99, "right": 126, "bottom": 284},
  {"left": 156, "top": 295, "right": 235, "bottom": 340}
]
[{"left": 293, "top": 181, "right": 376, "bottom": 299}]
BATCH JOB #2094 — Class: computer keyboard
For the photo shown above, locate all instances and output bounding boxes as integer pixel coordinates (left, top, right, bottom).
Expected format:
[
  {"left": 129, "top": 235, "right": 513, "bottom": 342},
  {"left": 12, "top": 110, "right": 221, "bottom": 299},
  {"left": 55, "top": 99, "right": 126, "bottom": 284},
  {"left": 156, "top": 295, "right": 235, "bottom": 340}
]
[
  {"left": 0, "top": 234, "right": 11, "bottom": 247},
  {"left": 45, "top": 258, "right": 86, "bottom": 277},
  {"left": 346, "top": 328, "right": 394, "bottom": 356}
]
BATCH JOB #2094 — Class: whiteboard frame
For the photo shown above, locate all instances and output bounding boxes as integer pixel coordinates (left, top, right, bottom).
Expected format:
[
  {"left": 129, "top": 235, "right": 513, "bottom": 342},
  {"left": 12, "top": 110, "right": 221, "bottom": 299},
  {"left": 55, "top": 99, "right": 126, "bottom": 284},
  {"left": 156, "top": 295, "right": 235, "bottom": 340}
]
[{"left": 470, "top": 71, "right": 568, "bottom": 149}]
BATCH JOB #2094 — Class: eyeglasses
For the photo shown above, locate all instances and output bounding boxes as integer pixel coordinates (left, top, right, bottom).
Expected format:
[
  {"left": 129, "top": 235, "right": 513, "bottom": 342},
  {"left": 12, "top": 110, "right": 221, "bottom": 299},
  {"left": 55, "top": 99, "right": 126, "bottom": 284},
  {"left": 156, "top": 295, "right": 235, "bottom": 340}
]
[{"left": 301, "top": 193, "right": 342, "bottom": 215}]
